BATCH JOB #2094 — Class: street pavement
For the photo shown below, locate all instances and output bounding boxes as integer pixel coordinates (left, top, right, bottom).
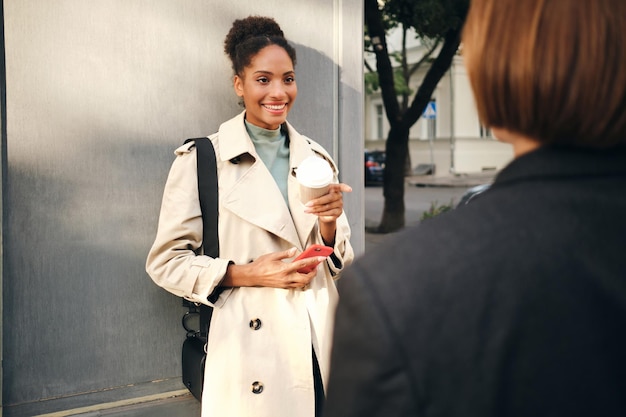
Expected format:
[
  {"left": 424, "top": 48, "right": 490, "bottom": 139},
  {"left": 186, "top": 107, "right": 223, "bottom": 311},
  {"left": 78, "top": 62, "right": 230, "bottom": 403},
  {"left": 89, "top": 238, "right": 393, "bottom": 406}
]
[
  {"left": 55, "top": 172, "right": 496, "bottom": 417},
  {"left": 365, "top": 171, "right": 496, "bottom": 251}
]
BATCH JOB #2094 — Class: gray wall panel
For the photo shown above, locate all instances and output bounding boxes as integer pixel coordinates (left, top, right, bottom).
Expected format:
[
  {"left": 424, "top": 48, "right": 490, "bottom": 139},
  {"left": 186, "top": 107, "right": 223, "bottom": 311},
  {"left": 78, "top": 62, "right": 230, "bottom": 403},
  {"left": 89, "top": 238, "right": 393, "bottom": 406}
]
[{"left": 2, "top": 0, "right": 363, "bottom": 412}]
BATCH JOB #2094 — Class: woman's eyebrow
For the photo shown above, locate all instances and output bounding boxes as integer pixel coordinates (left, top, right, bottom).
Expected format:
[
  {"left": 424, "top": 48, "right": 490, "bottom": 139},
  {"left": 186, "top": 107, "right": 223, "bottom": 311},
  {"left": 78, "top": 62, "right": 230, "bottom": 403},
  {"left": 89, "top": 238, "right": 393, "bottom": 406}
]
[{"left": 252, "top": 70, "right": 295, "bottom": 76}]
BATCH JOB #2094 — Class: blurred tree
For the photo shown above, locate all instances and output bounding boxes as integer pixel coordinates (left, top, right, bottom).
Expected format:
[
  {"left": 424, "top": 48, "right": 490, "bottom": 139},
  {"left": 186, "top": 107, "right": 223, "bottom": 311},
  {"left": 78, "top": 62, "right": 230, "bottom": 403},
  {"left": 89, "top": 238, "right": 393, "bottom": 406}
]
[{"left": 365, "top": 0, "right": 469, "bottom": 233}]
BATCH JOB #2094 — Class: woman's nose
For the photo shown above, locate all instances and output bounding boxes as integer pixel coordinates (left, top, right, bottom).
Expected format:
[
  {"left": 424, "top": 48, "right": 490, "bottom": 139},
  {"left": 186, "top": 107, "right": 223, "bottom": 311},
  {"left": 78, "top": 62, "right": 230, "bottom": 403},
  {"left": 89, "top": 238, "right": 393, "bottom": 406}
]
[{"left": 269, "top": 82, "right": 287, "bottom": 98}]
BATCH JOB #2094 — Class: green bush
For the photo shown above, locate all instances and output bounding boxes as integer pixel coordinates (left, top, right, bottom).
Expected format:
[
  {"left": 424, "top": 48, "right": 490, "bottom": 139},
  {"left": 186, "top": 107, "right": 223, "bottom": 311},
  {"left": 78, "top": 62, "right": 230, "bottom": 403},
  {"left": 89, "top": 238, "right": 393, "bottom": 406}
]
[{"left": 420, "top": 199, "right": 454, "bottom": 221}]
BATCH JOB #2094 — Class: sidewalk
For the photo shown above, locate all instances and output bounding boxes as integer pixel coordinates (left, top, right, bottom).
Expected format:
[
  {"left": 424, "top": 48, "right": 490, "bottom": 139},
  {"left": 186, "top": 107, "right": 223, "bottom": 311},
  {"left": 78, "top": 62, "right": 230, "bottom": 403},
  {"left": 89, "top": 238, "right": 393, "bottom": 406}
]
[
  {"left": 42, "top": 390, "right": 201, "bottom": 417},
  {"left": 406, "top": 170, "right": 497, "bottom": 188},
  {"left": 364, "top": 170, "right": 498, "bottom": 251}
]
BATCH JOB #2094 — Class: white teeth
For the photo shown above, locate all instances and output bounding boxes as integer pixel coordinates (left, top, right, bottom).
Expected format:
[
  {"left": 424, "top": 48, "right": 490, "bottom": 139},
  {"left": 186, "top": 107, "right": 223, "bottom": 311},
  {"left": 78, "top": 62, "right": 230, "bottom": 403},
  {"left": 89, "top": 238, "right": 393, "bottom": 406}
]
[{"left": 264, "top": 104, "right": 286, "bottom": 110}]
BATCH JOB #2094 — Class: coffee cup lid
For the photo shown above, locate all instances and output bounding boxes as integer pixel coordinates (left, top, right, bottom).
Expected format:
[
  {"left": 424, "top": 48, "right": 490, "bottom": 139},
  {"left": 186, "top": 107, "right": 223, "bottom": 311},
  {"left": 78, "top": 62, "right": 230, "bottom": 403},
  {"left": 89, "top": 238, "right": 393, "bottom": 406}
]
[{"left": 296, "top": 156, "right": 333, "bottom": 188}]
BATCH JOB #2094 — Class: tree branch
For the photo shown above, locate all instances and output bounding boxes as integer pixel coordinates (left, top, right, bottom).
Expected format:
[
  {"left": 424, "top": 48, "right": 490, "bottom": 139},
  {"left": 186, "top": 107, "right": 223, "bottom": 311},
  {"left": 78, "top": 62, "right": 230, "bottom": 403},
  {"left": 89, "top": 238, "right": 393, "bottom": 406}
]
[
  {"left": 403, "top": 28, "right": 460, "bottom": 129},
  {"left": 365, "top": 0, "right": 400, "bottom": 124},
  {"left": 408, "top": 38, "right": 441, "bottom": 78},
  {"left": 401, "top": 25, "right": 409, "bottom": 112}
]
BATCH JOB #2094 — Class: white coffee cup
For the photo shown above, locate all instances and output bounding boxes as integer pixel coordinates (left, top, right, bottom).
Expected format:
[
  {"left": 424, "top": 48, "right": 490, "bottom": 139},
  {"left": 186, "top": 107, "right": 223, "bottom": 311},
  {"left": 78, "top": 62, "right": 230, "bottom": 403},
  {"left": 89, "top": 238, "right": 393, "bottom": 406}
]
[{"left": 296, "top": 156, "right": 334, "bottom": 204}]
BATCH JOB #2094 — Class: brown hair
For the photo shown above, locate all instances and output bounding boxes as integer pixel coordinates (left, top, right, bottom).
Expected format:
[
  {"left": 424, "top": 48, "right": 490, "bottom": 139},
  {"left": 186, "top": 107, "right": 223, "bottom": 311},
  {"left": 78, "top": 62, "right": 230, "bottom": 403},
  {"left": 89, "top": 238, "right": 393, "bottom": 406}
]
[
  {"left": 224, "top": 16, "right": 297, "bottom": 76},
  {"left": 462, "top": 0, "right": 626, "bottom": 147}
]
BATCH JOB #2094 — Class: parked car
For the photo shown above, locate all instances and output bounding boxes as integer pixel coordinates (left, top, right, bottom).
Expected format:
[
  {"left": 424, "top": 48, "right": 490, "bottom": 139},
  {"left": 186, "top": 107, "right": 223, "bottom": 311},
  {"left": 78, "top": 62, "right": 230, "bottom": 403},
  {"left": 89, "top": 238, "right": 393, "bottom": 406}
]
[{"left": 365, "top": 150, "right": 385, "bottom": 186}]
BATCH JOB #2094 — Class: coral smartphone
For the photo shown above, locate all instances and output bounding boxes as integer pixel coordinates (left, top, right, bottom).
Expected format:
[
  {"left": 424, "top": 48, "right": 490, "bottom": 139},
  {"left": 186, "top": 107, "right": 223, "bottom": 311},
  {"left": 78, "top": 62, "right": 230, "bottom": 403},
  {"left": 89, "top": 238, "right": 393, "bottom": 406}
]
[{"left": 293, "top": 244, "right": 334, "bottom": 273}]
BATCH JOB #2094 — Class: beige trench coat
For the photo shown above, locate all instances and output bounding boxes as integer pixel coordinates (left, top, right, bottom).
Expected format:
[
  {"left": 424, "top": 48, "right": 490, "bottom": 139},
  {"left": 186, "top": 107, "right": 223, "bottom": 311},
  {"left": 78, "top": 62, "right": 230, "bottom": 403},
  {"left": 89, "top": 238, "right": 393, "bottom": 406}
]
[{"left": 146, "top": 111, "right": 354, "bottom": 417}]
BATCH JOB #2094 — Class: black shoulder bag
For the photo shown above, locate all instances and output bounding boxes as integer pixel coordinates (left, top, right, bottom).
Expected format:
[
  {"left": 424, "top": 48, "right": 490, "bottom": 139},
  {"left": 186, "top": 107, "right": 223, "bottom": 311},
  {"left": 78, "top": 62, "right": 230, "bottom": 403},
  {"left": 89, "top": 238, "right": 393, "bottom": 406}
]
[{"left": 181, "top": 137, "right": 219, "bottom": 402}]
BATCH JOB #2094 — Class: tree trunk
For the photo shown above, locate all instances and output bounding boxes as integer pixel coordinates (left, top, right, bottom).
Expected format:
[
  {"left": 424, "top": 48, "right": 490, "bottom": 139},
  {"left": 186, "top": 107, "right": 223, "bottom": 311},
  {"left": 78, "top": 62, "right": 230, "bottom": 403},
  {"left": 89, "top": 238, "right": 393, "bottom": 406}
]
[
  {"left": 365, "top": 0, "right": 463, "bottom": 234},
  {"left": 376, "top": 125, "right": 410, "bottom": 233},
  {"left": 364, "top": 0, "right": 400, "bottom": 121},
  {"left": 376, "top": 28, "right": 461, "bottom": 233}
]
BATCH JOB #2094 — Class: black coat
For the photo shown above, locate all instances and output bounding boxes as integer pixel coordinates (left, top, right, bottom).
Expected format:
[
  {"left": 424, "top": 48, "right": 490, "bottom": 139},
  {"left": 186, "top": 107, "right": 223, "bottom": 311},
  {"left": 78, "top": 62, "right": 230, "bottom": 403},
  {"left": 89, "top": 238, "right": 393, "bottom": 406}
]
[{"left": 324, "top": 145, "right": 626, "bottom": 417}]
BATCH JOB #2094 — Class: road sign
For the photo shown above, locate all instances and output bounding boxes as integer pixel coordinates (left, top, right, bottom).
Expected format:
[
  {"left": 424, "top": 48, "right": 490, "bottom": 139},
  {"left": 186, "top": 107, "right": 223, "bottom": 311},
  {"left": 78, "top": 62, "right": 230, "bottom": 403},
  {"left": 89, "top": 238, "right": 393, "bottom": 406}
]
[{"left": 422, "top": 101, "right": 436, "bottom": 119}]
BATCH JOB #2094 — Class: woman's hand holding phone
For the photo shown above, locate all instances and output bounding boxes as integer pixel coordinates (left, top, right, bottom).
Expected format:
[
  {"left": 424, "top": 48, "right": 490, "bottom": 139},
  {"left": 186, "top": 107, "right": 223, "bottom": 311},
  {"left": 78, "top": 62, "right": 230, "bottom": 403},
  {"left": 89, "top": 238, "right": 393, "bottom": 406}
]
[
  {"left": 222, "top": 246, "right": 332, "bottom": 289},
  {"left": 293, "top": 244, "right": 333, "bottom": 273}
]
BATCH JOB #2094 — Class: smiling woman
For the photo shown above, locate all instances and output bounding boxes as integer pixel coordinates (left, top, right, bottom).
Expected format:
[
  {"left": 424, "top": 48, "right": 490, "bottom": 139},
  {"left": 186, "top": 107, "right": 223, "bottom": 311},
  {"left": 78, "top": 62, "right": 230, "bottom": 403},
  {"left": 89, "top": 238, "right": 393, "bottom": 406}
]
[
  {"left": 224, "top": 18, "right": 299, "bottom": 130},
  {"left": 232, "top": 44, "right": 297, "bottom": 130},
  {"left": 146, "top": 15, "right": 354, "bottom": 417}
]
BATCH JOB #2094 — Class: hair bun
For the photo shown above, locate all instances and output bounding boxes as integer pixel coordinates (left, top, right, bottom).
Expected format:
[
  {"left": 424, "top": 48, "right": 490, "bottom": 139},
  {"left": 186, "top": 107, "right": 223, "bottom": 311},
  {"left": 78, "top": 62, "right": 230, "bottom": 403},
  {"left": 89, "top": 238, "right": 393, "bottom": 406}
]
[{"left": 224, "top": 16, "right": 285, "bottom": 62}]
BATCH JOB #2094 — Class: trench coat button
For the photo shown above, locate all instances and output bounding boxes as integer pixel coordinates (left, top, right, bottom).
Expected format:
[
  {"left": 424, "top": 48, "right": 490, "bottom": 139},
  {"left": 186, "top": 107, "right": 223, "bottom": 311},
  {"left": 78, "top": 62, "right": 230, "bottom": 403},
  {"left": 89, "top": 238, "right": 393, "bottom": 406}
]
[
  {"left": 249, "top": 318, "right": 262, "bottom": 330},
  {"left": 251, "top": 381, "right": 264, "bottom": 394}
]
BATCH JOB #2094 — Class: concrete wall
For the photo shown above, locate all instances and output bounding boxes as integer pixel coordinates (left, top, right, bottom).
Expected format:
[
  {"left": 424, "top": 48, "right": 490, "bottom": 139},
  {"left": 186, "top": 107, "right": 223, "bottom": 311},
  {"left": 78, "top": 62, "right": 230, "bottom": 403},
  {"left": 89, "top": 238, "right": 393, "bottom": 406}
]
[{"left": 1, "top": 1, "right": 363, "bottom": 415}]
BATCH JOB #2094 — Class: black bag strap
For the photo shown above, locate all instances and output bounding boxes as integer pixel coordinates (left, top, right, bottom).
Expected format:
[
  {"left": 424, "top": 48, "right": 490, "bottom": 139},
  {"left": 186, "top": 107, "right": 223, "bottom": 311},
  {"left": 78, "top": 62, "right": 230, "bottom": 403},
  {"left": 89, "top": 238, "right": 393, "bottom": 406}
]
[
  {"left": 182, "top": 137, "right": 218, "bottom": 340},
  {"left": 188, "top": 137, "right": 219, "bottom": 258}
]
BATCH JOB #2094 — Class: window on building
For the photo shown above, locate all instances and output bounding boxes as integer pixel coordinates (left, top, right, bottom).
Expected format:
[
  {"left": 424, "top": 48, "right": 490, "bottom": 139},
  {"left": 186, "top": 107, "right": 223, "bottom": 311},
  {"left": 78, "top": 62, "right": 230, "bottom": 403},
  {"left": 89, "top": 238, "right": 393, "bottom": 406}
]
[
  {"left": 480, "top": 123, "right": 492, "bottom": 138},
  {"left": 376, "top": 104, "right": 384, "bottom": 139}
]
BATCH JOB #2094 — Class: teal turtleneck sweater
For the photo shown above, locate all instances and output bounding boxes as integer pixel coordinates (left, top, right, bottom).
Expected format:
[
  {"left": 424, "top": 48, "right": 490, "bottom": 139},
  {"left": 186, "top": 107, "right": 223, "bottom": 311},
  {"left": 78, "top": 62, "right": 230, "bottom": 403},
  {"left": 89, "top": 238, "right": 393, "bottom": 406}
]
[{"left": 245, "top": 120, "right": 290, "bottom": 205}]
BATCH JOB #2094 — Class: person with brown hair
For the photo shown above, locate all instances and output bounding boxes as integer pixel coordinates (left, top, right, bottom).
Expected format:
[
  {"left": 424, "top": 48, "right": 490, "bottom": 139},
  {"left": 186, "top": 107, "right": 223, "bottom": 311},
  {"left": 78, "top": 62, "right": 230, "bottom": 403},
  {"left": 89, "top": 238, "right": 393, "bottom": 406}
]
[
  {"left": 146, "top": 16, "right": 353, "bottom": 417},
  {"left": 323, "top": 0, "right": 626, "bottom": 416}
]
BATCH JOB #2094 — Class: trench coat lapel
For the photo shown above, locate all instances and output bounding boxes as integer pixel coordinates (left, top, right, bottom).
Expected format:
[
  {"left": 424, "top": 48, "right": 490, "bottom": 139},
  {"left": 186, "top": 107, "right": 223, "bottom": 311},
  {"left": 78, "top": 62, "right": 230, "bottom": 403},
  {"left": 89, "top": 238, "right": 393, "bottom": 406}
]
[
  {"left": 286, "top": 124, "right": 321, "bottom": 248},
  {"left": 224, "top": 160, "right": 303, "bottom": 248},
  {"left": 217, "top": 112, "right": 304, "bottom": 249}
]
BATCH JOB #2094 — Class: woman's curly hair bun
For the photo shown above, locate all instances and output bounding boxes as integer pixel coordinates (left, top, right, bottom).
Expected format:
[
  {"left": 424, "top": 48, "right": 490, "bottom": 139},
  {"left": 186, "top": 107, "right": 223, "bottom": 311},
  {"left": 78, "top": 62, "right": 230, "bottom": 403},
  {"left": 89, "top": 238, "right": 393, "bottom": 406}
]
[
  {"left": 224, "top": 16, "right": 284, "bottom": 62},
  {"left": 223, "top": 15, "right": 296, "bottom": 75}
]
